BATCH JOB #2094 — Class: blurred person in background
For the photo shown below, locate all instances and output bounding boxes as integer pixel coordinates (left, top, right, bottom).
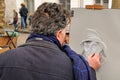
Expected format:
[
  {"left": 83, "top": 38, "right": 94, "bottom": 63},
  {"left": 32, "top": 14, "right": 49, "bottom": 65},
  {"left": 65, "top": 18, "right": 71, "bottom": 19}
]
[
  {"left": 19, "top": 3, "right": 28, "bottom": 29},
  {"left": 13, "top": 9, "right": 18, "bottom": 31}
]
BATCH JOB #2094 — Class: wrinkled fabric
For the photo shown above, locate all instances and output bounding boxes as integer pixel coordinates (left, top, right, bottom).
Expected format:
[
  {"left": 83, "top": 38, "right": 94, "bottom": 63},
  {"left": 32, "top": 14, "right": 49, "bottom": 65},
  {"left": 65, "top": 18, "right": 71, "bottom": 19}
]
[{"left": 27, "top": 33, "right": 92, "bottom": 80}]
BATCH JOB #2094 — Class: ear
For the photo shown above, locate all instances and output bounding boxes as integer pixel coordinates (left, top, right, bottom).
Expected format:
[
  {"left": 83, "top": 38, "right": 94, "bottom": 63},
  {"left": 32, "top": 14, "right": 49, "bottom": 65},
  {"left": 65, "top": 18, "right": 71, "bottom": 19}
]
[{"left": 56, "top": 30, "right": 62, "bottom": 41}]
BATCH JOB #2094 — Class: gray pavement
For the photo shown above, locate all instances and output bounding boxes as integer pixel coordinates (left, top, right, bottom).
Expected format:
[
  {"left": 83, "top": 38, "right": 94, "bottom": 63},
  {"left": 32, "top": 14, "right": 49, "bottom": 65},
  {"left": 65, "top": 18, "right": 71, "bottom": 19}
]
[{"left": 17, "top": 32, "right": 29, "bottom": 46}]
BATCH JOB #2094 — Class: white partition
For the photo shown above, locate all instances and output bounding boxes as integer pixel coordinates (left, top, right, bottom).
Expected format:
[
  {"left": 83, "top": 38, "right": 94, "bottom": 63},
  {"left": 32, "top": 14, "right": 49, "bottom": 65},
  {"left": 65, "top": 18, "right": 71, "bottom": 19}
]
[{"left": 69, "top": 8, "right": 120, "bottom": 80}]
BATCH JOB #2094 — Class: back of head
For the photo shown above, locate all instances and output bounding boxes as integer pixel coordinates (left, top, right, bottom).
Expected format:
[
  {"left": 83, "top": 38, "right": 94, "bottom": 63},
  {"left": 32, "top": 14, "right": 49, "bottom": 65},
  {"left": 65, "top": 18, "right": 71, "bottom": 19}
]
[
  {"left": 31, "top": 2, "right": 71, "bottom": 36},
  {"left": 21, "top": 2, "right": 26, "bottom": 7}
]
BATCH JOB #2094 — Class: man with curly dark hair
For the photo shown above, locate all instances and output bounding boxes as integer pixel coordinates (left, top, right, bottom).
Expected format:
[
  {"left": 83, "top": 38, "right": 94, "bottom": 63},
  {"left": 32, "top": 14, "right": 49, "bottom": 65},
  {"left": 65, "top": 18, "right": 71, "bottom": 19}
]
[{"left": 0, "top": 2, "right": 100, "bottom": 80}]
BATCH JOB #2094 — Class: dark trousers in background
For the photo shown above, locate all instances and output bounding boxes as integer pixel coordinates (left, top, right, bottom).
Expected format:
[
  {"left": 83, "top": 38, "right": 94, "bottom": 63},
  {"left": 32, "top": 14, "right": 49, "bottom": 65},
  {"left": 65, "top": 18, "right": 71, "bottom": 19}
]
[
  {"left": 13, "top": 20, "right": 18, "bottom": 30},
  {"left": 24, "top": 16, "right": 27, "bottom": 28}
]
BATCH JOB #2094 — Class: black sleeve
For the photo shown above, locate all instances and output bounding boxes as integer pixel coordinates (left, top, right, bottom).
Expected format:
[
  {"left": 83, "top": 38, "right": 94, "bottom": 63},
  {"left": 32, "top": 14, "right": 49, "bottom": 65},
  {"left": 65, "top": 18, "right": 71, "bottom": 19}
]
[{"left": 90, "top": 67, "right": 97, "bottom": 80}]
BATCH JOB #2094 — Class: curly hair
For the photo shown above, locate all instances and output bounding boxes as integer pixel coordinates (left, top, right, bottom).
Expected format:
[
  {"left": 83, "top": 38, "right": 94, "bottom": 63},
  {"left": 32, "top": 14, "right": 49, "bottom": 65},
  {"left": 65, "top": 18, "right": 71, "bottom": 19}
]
[{"left": 31, "top": 2, "right": 71, "bottom": 36}]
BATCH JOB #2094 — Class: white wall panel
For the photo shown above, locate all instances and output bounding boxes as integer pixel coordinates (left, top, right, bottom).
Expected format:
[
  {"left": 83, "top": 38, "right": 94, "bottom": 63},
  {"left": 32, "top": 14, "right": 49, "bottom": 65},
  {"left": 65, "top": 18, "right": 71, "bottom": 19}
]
[{"left": 70, "top": 8, "right": 120, "bottom": 80}]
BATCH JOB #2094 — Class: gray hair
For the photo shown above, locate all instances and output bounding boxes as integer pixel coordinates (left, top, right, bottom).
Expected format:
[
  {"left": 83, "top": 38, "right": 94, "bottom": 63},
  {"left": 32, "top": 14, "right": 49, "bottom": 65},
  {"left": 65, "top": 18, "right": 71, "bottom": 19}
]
[{"left": 31, "top": 2, "right": 71, "bottom": 36}]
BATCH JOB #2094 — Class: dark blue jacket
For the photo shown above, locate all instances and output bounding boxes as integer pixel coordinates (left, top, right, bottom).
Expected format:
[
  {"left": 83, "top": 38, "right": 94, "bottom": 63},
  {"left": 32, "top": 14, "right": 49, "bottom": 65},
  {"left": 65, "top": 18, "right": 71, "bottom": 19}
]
[
  {"left": 0, "top": 40, "right": 74, "bottom": 80},
  {"left": 19, "top": 7, "right": 28, "bottom": 17},
  {"left": 0, "top": 39, "right": 96, "bottom": 80}
]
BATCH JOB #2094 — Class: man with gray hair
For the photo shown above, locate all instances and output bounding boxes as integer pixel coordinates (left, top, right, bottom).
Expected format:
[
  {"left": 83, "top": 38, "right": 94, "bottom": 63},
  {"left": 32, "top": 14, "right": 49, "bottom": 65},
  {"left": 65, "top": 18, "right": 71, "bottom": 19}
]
[{"left": 0, "top": 2, "right": 100, "bottom": 80}]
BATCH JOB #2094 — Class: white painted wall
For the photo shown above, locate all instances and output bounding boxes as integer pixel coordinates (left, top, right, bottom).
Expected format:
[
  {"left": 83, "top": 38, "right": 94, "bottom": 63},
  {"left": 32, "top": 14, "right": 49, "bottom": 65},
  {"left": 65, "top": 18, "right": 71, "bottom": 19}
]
[
  {"left": 5, "top": 0, "right": 24, "bottom": 23},
  {"left": 108, "top": 0, "right": 112, "bottom": 9},
  {"left": 71, "top": 0, "right": 94, "bottom": 8},
  {"left": 42, "top": 0, "right": 59, "bottom": 3},
  {"left": 5, "top": 0, "right": 17, "bottom": 23},
  {"left": 83, "top": 0, "right": 94, "bottom": 8},
  {"left": 71, "top": 0, "right": 80, "bottom": 8},
  {"left": 34, "top": 0, "right": 42, "bottom": 10},
  {"left": 16, "top": 0, "right": 24, "bottom": 12}
]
